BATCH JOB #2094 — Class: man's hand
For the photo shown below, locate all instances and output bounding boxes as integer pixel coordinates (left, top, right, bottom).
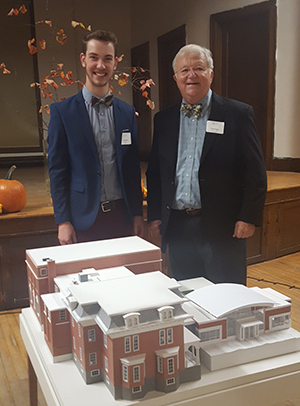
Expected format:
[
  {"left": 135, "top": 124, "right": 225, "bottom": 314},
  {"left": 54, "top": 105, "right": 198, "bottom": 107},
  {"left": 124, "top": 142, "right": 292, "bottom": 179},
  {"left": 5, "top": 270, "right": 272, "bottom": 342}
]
[
  {"left": 233, "top": 221, "right": 255, "bottom": 239},
  {"left": 148, "top": 220, "right": 162, "bottom": 240},
  {"left": 133, "top": 216, "right": 144, "bottom": 237},
  {"left": 58, "top": 222, "right": 77, "bottom": 245}
]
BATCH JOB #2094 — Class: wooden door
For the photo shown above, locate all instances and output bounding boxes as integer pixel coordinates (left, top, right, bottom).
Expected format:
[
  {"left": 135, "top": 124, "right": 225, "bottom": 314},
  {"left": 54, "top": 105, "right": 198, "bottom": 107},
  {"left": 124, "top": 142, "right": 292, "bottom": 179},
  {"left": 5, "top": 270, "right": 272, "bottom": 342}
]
[
  {"left": 210, "top": 0, "right": 276, "bottom": 170},
  {"left": 157, "top": 25, "right": 186, "bottom": 110}
]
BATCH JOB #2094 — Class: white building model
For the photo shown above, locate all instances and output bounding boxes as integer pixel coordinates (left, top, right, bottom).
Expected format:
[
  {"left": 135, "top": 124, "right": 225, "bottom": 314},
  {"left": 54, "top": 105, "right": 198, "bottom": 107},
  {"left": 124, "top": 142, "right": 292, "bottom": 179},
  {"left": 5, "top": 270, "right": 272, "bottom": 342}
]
[{"left": 25, "top": 236, "right": 300, "bottom": 400}]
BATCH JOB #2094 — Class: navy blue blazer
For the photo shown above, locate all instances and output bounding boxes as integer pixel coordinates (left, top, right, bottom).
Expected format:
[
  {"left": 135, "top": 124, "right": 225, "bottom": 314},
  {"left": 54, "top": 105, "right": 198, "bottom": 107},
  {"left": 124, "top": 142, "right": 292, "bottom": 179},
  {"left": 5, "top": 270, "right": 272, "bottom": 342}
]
[
  {"left": 147, "top": 92, "right": 267, "bottom": 249},
  {"left": 48, "top": 91, "right": 142, "bottom": 230}
]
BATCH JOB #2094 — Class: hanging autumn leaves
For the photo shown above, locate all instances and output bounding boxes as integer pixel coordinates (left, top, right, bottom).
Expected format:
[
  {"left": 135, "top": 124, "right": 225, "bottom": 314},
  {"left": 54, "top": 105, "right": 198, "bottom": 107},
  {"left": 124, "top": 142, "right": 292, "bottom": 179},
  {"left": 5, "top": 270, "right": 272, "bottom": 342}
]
[{"left": 4, "top": 4, "right": 155, "bottom": 112}]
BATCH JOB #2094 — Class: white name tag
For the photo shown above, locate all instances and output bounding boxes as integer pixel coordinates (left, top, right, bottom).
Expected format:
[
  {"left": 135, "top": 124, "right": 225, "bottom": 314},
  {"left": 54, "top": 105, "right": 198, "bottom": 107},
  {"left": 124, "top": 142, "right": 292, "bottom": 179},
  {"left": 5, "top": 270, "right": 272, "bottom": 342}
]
[
  {"left": 206, "top": 120, "right": 225, "bottom": 134},
  {"left": 121, "top": 132, "right": 132, "bottom": 145}
]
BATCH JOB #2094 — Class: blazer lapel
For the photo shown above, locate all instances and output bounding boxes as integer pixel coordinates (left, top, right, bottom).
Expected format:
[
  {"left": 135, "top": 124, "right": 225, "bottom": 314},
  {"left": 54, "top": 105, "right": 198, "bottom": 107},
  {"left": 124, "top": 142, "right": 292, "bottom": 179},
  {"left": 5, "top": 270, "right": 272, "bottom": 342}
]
[
  {"left": 201, "top": 92, "right": 226, "bottom": 164},
  {"left": 75, "top": 91, "right": 99, "bottom": 160},
  {"left": 166, "top": 103, "right": 181, "bottom": 178}
]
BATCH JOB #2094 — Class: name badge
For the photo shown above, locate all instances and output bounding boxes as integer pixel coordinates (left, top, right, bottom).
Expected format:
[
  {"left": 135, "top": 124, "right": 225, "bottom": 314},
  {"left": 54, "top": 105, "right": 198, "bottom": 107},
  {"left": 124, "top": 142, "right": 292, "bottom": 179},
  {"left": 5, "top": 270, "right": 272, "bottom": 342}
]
[
  {"left": 206, "top": 120, "right": 225, "bottom": 134},
  {"left": 121, "top": 132, "right": 132, "bottom": 145}
]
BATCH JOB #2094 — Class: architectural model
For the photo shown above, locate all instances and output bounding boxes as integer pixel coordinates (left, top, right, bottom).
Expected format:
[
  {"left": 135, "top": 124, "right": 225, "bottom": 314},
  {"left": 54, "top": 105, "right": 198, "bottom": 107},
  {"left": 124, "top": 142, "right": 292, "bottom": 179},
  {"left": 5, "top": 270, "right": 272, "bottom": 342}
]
[{"left": 25, "top": 236, "right": 300, "bottom": 400}]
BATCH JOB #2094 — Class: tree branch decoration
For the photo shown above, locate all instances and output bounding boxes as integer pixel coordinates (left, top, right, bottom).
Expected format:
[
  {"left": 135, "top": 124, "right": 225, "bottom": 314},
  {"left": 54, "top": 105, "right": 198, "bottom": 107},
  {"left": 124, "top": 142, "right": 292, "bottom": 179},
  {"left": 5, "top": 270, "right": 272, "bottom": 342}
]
[{"left": 2, "top": 4, "right": 155, "bottom": 126}]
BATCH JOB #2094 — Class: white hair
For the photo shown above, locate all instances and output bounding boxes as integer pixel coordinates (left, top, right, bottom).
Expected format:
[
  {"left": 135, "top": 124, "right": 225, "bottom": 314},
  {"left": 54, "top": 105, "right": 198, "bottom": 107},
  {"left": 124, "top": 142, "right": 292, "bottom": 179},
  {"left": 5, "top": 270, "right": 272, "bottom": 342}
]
[{"left": 172, "top": 44, "right": 214, "bottom": 74}]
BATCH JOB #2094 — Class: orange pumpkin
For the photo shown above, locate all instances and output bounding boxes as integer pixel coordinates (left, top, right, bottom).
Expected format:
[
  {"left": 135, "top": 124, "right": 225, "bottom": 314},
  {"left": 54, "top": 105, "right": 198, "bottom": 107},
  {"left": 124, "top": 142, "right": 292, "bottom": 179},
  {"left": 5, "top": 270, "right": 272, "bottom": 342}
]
[{"left": 0, "top": 165, "right": 27, "bottom": 213}]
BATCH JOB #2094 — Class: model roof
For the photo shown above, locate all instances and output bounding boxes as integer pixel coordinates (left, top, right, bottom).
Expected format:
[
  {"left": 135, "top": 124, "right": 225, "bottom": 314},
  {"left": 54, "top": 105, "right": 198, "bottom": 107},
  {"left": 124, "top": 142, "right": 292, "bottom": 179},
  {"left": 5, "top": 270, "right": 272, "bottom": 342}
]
[
  {"left": 187, "top": 283, "right": 278, "bottom": 318},
  {"left": 26, "top": 236, "right": 160, "bottom": 267},
  {"left": 68, "top": 271, "right": 187, "bottom": 316}
]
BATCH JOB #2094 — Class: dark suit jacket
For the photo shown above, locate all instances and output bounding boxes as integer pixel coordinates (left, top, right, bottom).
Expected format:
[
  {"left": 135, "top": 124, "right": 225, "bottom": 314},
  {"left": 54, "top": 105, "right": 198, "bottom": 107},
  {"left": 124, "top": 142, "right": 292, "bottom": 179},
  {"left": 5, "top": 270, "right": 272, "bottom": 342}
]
[
  {"left": 48, "top": 91, "right": 142, "bottom": 231},
  {"left": 147, "top": 92, "right": 267, "bottom": 251}
]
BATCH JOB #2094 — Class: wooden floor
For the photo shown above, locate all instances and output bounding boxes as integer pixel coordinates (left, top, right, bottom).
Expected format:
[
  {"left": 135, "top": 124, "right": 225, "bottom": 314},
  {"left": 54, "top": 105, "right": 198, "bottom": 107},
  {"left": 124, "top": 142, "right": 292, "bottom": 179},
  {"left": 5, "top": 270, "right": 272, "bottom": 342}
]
[{"left": 0, "top": 252, "right": 300, "bottom": 406}]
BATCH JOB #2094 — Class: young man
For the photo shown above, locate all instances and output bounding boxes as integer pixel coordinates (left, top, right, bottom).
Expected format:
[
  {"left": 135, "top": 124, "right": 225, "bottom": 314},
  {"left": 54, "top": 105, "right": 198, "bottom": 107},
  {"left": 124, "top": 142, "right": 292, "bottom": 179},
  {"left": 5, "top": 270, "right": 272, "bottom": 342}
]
[
  {"left": 48, "top": 29, "right": 144, "bottom": 244},
  {"left": 147, "top": 44, "right": 267, "bottom": 284}
]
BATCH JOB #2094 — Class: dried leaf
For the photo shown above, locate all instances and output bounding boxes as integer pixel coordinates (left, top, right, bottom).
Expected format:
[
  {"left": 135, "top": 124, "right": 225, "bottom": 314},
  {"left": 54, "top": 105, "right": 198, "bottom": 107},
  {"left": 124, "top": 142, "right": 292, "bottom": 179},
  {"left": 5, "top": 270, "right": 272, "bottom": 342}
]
[
  {"left": 39, "top": 39, "right": 46, "bottom": 50},
  {"left": 44, "top": 104, "right": 49, "bottom": 109},
  {"left": 131, "top": 67, "right": 137, "bottom": 73},
  {"left": 46, "top": 108, "right": 50, "bottom": 115},
  {"left": 19, "top": 4, "right": 27, "bottom": 14},
  {"left": 28, "top": 39, "right": 37, "bottom": 55},
  {"left": 114, "top": 74, "right": 119, "bottom": 80},
  {"left": 135, "top": 111, "right": 139, "bottom": 117},
  {"left": 60, "top": 82, "right": 66, "bottom": 87},
  {"left": 50, "top": 70, "right": 59, "bottom": 77},
  {"left": 146, "top": 99, "right": 155, "bottom": 110},
  {"left": 71, "top": 21, "right": 79, "bottom": 28},
  {"left": 45, "top": 79, "right": 59, "bottom": 89},
  {"left": 57, "top": 63, "right": 64, "bottom": 70},
  {"left": 30, "top": 82, "right": 40, "bottom": 87},
  {"left": 86, "top": 25, "right": 92, "bottom": 31},
  {"left": 7, "top": 8, "right": 15, "bottom": 16},
  {"left": 13, "top": 8, "right": 19, "bottom": 15},
  {"left": 146, "top": 78, "right": 155, "bottom": 86},
  {"left": 56, "top": 29, "right": 66, "bottom": 45},
  {"left": 39, "top": 106, "right": 42, "bottom": 113},
  {"left": 117, "top": 54, "right": 124, "bottom": 62},
  {"left": 140, "top": 83, "right": 147, "bottom": 91},
  {"left": 118, "top": 91, "right": 122, "bottom": 95},
  {"left": 67, "top": 70, "right": 73, "bottom": 78},
  {"left": 75, "top": 80, "right": 84, "bottom": 88},
  {"left": 60, "top": 71, "right": 65, "bottom": 79},
  {"left": 140, "top": 67, "right": 145, "bottom": 73},
  {"left": 60, "top": 97, "right": 66, "bottom": 101},
  {"left": 142, "top": 90, "right": 148, "bottom": 98},
  {"left": 3, "top": 68, "right": 11, "bottom": 74},
  {"left": 0, "top": 63, "right": 6, "bottom": 68},
  {"left": 109, "top": 85, "right": 114, "bottom": 94},
  {"left": 45, "top": 20, "right": 52, "bottom": 27}
]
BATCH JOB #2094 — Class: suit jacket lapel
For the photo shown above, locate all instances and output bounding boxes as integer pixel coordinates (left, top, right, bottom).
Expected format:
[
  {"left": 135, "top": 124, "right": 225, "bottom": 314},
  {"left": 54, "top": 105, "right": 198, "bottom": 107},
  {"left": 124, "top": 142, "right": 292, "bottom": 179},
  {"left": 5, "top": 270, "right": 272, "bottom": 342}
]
[
  {"left": 75, "top": 91, "right": 99, "bottom": 160},
  {"left": 201, "top": 92, "right": 226, "bottom": 164},
  {"left": 167, "top": 103, "right": 181, "bottom": 178}
]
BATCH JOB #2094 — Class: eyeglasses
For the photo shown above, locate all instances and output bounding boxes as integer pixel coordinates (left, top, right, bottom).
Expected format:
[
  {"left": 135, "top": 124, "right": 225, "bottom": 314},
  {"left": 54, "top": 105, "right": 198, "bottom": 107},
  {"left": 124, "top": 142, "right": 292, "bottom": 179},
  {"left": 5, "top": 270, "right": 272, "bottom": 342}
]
[{"left": 176, "top": 66, "right": 209, "bottom": 78}]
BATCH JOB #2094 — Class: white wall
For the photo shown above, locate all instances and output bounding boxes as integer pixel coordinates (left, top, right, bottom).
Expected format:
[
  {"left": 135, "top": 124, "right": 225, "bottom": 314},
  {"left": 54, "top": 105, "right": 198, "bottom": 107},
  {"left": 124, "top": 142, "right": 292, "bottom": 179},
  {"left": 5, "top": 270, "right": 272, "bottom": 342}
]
[
  {"left": 274, "top": 0, "right": 300, "bottom": 158},
  {"left": 130, "top": 0, "right": 300, "bottom": 159}
]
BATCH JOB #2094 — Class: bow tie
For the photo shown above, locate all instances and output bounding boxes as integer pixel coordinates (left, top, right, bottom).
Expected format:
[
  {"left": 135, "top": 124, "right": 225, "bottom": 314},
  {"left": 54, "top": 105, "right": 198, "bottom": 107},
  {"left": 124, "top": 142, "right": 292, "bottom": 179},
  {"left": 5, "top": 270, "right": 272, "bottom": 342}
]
[
  {"left": 181, "top": 103, "right": 202, "bottom": 119},
  {"left": 91, "top": 94, "right": 113, "bottom": 107}
]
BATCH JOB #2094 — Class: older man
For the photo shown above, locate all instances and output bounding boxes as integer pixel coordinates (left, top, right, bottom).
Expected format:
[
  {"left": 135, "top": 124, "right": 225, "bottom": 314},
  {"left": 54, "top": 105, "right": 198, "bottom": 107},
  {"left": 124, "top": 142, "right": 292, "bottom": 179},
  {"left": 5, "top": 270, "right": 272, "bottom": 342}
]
[{"left": 146, "top": 44, "right": 267, "bottom": 284}]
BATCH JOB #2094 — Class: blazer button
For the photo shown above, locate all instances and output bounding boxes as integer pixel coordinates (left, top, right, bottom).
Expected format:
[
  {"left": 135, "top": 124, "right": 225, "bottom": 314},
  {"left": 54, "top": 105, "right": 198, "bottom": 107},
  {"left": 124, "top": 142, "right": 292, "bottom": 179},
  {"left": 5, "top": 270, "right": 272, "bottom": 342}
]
[
  {"left": 166, "top": 205, "right": 170, "bottom": 210},
  {"left": 97, "top": 171, "right": 100, "bottom": 176}
]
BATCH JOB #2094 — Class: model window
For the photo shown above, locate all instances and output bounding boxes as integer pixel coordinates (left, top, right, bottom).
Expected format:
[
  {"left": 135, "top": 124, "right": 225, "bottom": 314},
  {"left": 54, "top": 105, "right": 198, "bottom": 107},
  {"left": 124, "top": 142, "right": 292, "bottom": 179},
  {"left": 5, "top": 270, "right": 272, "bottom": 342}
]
[
  {"left": 36, "top": 296, "right": 40, "bottom": 316},
  {"left": 72, "top": 317, "right": 74, "bottom": 327},
  {"left": 89, "top": 352, "right": 97, "bottom": 365},
  {"left": 125, "top": 336, "right": 131, "bottom": 353},
  {"left": 73, "top": 336, "right": 76, "bottom": 350},
  {"left": 271, "top": 314, "right": 290, "bottom": 330},
  {"left": 123, "top": 313, "right": 140, "bottom": 329},
  {"left": 40, "top": 268, "right": 47, "bottom": 276},
  {"left": 78, "top": 323, "right": 81, "bottom": 337},
  {"left": 167, "top": 328, "right": 173, "bottom": 344},
  {"left": 123, "top": 365, "right": 128, "bottom": 382},
  {"left": 199, "top": 328, "right": 221, "bottom": 342},
  {"left": 166, "top": 378, "right": 175, "bottom": 385},
  {"left": 158, "top": 306, "right": 174, "bottom": 321},
  {"left": 159, "top": 329, "right": 165, "bottom": 346},
  {"left": 59, "top": 309, "right": 66, "bottom": 321},
  {"left": 105, "top": 356, "right": 108, "bottom": 372},
  {"left": 79, "top": 347, "right": 83, "bottom": 361},
  {"left": 91, "top": 369, "right": 100, "bottom": 377},
  {"left": 104, "top": 334, "right": 107, "bottom": 348},
  {"left": 88, "top": 329, "right": 95, "bottom": 342},
  {"left": 133, "top": 366, "right": 140, "bottom": 383},
  {"left": 132, "top": 386, "right": 141, "bottom": 393},
  {"left": 157, "top": 356, "right": 163, "bottom": 373},
  {"left": 133, "top": 335, "right": 139, "bottom": 351},
  {"left": 168, "top": 358, "right": 174, "bottom": 374}
]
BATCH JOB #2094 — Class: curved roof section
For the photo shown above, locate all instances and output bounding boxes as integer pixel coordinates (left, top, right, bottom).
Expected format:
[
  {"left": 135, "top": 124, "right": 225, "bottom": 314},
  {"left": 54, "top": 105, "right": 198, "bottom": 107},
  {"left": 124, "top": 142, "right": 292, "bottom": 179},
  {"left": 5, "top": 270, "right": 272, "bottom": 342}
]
[{"left": 186, "top": 283, "right": 277, "bottom": 318}]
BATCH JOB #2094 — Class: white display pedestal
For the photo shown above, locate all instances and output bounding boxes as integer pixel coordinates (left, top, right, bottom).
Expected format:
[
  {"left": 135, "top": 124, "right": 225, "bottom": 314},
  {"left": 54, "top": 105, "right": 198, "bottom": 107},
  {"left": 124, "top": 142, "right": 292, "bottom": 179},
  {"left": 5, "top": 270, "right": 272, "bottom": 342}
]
[{"left": 20, "top": 277, "right": 300, "bottom": 406}]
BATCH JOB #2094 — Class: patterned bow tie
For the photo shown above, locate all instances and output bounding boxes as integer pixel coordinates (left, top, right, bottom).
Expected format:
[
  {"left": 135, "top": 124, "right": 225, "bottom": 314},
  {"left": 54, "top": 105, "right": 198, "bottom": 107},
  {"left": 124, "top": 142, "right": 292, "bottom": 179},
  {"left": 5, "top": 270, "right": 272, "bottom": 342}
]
[
  {"left": 181, "top": 103, "right": 202, "bottom": 119},
  {"left": 91, "top": 94, "right": 113, "bottom": 107}
]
